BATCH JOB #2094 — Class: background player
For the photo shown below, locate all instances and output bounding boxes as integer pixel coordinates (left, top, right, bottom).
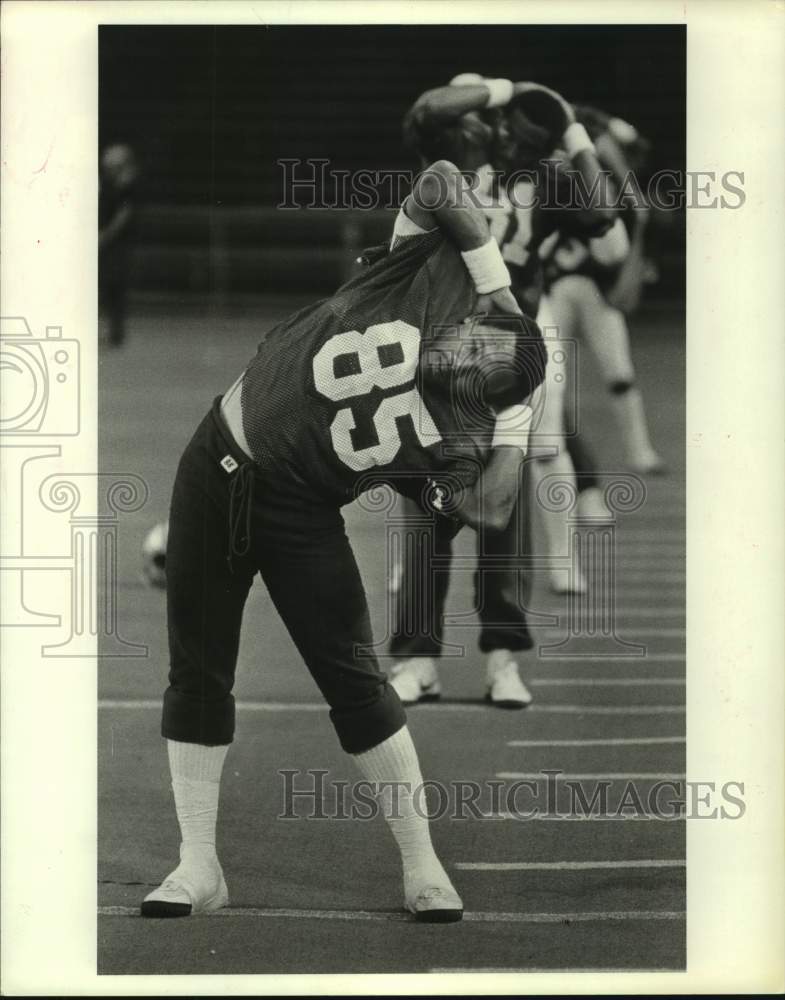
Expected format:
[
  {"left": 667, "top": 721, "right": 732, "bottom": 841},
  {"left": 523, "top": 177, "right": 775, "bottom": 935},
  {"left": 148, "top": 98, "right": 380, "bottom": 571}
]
[
  {"left": 141, "top": 159, "right": 546, "bottom": 923},
  {"left": 390, "top": 75, "right": 621, "bottom": 708},
  {"left": 99, "top": 143, "right": 139, "bottom": 347},
  {"left": 545, "top": 105, "right": 665, "bottom": 475}
]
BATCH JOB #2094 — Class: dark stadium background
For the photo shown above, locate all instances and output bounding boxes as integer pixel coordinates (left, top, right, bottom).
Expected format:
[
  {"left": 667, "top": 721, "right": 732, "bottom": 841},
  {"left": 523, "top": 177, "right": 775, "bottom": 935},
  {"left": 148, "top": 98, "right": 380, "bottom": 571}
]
[{"left": 99, "top": 24, "right": 685, "bottom": 297}]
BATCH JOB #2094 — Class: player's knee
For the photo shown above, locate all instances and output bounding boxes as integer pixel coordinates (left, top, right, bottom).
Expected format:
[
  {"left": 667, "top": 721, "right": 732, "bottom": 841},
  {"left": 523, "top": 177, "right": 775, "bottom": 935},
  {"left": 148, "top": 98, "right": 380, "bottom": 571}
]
[
  {"left": 332, "top": 683, "right": 407, "bottom": 755},
  {"left": 609, "top": 378, "right": 634, "bottom": 396}
]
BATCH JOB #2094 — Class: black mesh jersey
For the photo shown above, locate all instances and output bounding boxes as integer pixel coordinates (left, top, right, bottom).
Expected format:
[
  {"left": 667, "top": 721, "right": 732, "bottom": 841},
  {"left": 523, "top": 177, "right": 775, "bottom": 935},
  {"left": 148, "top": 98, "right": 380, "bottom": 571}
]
[
  {"left": 541, "top": 176, "right": 632, "bottom": 293},
  {"left": 239, "top": 229, "right": 490, "bottom": 510},
  {"left": 481, "top": 161, "right": 614, "bottom": 317}
]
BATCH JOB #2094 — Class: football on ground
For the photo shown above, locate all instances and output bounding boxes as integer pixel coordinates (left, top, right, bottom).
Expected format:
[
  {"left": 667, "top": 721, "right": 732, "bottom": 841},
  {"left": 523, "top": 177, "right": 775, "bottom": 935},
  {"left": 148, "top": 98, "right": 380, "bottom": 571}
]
[{"left": 141, "top": 520, "right": 168, "bottom": 589}]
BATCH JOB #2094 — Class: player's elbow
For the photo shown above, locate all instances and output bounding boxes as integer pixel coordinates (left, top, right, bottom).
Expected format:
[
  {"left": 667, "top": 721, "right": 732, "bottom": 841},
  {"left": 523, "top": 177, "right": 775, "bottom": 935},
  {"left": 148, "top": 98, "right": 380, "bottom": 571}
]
[{"left": 415, "top": 160, "right": 463, "bottom": 212}]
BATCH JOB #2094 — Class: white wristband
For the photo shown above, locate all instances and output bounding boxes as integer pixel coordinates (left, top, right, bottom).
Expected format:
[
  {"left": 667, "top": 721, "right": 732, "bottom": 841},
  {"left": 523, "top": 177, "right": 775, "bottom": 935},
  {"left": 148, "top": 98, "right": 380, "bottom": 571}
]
[
  {"left": 461, "top": 238, "right": 511, "bottom": 294},
  {"left": 562, "top": 122, "right": 596, "bottom": 158},
  {"left": 492, "top": 404, "right": 533, "bottom": 454},
  {"left": 483, "top": 78, "right": 514, "bottom": 108},
  {"left": 608, "top": 116, "right": 638, "bottom": 145}
]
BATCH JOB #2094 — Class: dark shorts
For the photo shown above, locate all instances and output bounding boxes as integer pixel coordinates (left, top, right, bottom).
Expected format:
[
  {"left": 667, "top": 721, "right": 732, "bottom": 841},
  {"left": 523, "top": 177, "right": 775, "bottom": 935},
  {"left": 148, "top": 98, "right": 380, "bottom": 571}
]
[{"left": 162, "top": 399, "right": 406, "bottom": 754}]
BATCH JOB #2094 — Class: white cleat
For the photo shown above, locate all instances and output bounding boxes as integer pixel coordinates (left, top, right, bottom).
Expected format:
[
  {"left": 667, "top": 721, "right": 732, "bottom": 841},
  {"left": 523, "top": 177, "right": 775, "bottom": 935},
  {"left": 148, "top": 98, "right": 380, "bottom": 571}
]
[
  {"left": 629, "top": 451, "right": 668, "bottom": 476},
  {"left": 549, "top": 567, "right": 587, "bottom": 595},
  {"left": 390, "top": 657, "right": 442, "bottom": 704},
  {"left": 405, "top": 872, "right": 464, "bottom": 923},
  {"left": 486, "top": 654, "right": 532, "bottom": 709},
  {"left": 141, "top": 858, "right": 228, "bottom": 918}
]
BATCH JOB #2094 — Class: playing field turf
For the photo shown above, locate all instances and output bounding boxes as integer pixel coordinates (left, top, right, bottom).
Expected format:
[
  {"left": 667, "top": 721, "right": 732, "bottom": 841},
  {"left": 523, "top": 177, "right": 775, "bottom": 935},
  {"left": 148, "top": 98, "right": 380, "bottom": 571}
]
[{"left": 98, "top": 294, "right": 685, "bottom": 974}]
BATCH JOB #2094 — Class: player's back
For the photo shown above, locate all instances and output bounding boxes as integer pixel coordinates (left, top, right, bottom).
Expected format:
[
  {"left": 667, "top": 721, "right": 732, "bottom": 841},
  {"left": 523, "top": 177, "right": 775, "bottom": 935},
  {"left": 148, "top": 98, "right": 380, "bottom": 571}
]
[{"left": 239, "top": 229, "right": 485, "bottom": 508}]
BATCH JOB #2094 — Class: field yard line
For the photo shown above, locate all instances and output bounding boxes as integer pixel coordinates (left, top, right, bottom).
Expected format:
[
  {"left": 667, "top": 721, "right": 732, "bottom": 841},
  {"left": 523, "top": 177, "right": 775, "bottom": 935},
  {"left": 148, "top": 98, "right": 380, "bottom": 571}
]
[
  {"left": 98, "top": 700, "right": 686, "bottom": 715},
  {"left": 495, "top": 772, "right": 686, "bottom": 780},
  {"left": 613, "top": 628, "right": 685, "bottom": 637},
  {"left": 609, "top": 574, "right": 685, "bottom": 582},
  {"left": 97, "top": 905, "right": 684, "bottom": 924},
  {"left": 430, "top": 966, "right": 682, "bottom": 973},
  {"left": 456, "top": 860, "right": 685, "bottom": 871},
  {"left": 477, "top": 812, "right": 679, "bottom": 822},
  {"left": 565, "top": 608, "right": 684, "bottom": 616},
  {"left": 533, "top": 653, "right": 685, "bottom": 662},
  {"left": 530, "top": 678, "right": 684, "bottom": 687},
  {"left": 507, "top": 736, "right": 685, "bottom": 746}
]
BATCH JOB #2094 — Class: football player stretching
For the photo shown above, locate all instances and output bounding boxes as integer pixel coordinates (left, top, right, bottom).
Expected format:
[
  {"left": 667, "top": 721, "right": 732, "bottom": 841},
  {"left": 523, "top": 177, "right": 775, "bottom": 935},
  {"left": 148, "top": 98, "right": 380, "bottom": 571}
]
[
  {"left": 545, "top": 104, "right": 665, "bottom": 474},
  {"left": 141, "top": 159, "right": 546, "bottom": 922},
  {"left": 389, "top": 75, "right": 622, "bottom": 708}
]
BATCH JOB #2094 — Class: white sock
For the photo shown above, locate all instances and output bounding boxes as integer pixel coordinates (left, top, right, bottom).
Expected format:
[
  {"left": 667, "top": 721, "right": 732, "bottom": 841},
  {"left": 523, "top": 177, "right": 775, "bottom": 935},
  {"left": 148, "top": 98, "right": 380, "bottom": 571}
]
[
  {"left": 611, "top": 387, "right": 657, "bottom": 464},
  {"left": 167, "top": 739, "right": 228, "bottom": 867},
  {"left": 352, "top": 726, "right": 449, "bottom": 894}
]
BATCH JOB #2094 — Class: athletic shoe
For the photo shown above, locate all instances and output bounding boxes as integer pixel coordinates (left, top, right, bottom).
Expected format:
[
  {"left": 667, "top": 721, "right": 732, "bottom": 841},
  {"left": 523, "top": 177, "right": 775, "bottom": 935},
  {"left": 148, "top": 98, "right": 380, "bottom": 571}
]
[
  {"left": 549, "top": 566, "right": 587, "bottom": 595},
  {"left": 390, "top": 657, "right": 442, "bottom": 704},
  {"left": 486, "top": 652, "right": 532, "bottom": 708},
  {"left": 405, "top": 876, "right": 464, "bottom": 922},
  {"left": 630, "top": 451, "right": 668, "bottom": 476},
  {"left": 141, "top": 858, "right": 228, "bottom": 918}
]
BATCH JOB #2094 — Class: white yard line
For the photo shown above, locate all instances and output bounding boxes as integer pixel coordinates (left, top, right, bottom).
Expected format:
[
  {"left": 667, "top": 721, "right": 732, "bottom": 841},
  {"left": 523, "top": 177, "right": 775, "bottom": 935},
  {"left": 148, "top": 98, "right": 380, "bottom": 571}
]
[
  {"left": 536, "top": 653, "right": 685, "bottom": 663},
  {"left": 495, "top": 773, "right": 686, "bottom": 781},
  {"left": 526, "top": 705, "right": 684, "bottom": 715},
  {"left": 530, "top": 678, "right": 685, "bottom": 687},
  {"left": 98, "top": 700, "right": 686, "bottom": 715},
  {"left": 477, "top": 812, "right": 680, "bottom": 822},
  {"left": 507, "top": 737, "right": 685, "bottom": 747},
  {"left": 430, "top": 966, "right": 682, "bottom": 972},
  {"left": 97, "top": 905, "right": 684, "bottom": 923},
  {"left": 613, "top": 628, "right": 685, "bottom": 637},
  {"left": 456, "top": 860, "right": 685, "bottom": 871}
]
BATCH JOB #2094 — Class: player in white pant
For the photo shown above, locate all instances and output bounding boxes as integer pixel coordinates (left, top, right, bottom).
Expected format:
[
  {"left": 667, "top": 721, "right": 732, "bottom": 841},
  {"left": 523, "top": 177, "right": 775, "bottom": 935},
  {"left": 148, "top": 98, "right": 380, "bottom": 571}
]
[
  {"left": 530, "top": 292, "right": 590, "bottom": 593},
  {"left": 546, "top": 106, "right": 664, "bottom": 474},
  {"left": 549, "top": 269, "right": 663, "bottom": 473}
]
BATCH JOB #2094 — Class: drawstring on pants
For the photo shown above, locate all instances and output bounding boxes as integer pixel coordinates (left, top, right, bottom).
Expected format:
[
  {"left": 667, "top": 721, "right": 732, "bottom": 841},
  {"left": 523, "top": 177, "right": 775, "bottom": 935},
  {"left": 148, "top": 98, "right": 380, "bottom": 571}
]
[{"left": 227, "top": 462, "right": 255, "bottom": 573}]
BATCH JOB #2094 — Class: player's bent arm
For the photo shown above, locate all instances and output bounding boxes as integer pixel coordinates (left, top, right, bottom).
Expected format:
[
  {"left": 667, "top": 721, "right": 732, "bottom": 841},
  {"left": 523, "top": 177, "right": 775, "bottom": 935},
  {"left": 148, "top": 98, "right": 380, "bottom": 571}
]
[
  {"left": 406, "top": 158, "right": 497, "bottom": 250},
  {"left": 407, "top": 80, "right": 514, "bottom": 129},
  {"left": 510, "top": 83, "right": 616, "bottom": 234},
  {"left": 455, "top": 392, "right": 542, "bottom": 533}
]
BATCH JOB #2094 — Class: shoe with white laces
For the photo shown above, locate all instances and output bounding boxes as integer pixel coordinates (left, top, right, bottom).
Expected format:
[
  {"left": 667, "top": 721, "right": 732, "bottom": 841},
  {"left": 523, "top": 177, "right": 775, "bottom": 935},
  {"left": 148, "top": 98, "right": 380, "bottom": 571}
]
[
  {"left": 141, "top": 852, "right": 228, "bottom": 918},
  {"left": 389, "top": 657, "right": 442, "bottom": 704},
  {"left": 485, "top": 652, "right": 532, "bottom": 708},
  {"left": 404, "top": 867, "right": 464, "bottom": 923}
]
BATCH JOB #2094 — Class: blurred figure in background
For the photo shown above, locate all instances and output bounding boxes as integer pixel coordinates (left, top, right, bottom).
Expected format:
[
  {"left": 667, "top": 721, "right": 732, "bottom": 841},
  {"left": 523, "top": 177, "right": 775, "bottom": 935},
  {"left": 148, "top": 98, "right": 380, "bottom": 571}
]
[
  {"left": 546, "top": 107, "right": 665, "bottom": 474},
  {"left": 99, "top": 143, "right": 139, "bottom": 347},
  {"left": 389, "top": 75, "right": 619, "bottom": 709}
]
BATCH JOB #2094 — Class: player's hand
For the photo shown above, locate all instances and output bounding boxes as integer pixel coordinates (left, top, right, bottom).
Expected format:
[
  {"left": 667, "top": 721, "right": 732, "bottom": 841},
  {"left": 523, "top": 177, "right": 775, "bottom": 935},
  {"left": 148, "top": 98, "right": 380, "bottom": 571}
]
[
  {"left": 469, "top": 286, "right": 523, "bottom": 320},
  {"left": 511, "top": 82, "right": 575, "bottom": 136}
]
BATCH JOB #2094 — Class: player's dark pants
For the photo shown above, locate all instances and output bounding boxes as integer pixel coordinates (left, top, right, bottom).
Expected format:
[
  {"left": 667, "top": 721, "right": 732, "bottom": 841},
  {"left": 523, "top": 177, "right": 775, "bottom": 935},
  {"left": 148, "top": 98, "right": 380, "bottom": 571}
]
[
  {"left": 389, "top": 463, "right": 534, "bottom": 659},
  {"left": 162, "top": 399, "right": 406, "bottom": 754},
  {"left": 99, "top": 248, "right": 129, "bottom": 346}
]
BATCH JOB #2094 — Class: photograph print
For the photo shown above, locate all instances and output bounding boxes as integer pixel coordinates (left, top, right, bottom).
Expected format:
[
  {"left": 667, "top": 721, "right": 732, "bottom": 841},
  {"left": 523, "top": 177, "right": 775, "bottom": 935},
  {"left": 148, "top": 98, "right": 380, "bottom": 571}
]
[{"left": 97, "top": 21, "right": 688, "bottom": 976}]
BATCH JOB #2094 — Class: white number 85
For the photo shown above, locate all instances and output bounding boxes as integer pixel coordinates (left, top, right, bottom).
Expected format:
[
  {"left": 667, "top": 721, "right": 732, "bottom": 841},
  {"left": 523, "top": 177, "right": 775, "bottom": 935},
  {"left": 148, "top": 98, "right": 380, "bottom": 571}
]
[{"left": 312, "top": 320, "right": 441, "bottom": 471}]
